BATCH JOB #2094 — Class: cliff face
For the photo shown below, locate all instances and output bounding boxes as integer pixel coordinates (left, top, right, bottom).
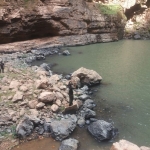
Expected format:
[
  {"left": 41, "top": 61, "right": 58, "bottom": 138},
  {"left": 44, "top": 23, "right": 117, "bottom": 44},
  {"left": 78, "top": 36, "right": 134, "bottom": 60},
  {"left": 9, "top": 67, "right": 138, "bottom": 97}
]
[{"left": 0, "top": 0, "right": 126, "bottom": 44}]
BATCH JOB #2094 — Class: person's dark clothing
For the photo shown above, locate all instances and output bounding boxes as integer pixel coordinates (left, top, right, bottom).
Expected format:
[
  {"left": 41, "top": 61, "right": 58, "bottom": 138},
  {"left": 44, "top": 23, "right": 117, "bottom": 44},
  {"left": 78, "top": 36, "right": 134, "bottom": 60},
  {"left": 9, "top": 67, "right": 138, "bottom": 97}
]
[
  {"left": 68, "top": 82, "right": 74, "bottom": 106},
  {"left": 0, "top": 62, "right": 4, "bottom": 73}
]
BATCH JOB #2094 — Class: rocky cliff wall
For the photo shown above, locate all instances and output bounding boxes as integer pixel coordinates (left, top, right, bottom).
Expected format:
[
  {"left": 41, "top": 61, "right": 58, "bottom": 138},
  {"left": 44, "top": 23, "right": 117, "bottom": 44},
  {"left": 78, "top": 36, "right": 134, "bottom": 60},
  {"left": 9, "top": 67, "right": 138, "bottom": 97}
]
[{"left": 0, "top": 0, "right": 126, "bottom": 45}]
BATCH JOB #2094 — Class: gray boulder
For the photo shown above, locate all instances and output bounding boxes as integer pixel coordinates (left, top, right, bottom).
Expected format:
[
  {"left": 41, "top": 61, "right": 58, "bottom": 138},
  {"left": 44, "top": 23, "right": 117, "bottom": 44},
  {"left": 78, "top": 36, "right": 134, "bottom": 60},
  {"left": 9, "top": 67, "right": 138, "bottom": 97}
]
[
  {"left": 59, "top": 138, "right": 79, "bottom": 150},
  {"left": 16, "top": 117, "right": 34, "bottom": 138},
  {"left": 81, "top": 108, "right": 96, "bottom": 119},
  {"left": 83, "top": 99, "right": 96, "bottom": 109},
  {"left": 88, "top": 120, "right": 118, "bottom": 141},
  {"left": 49, "top": 115, "right": 77, "bottom": 141}
]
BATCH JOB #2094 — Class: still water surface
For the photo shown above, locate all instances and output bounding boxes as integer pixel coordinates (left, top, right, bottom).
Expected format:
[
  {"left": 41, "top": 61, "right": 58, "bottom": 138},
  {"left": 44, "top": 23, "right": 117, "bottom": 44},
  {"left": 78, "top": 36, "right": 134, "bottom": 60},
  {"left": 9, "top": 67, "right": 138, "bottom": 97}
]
[{"left": 13, "top": 40, "right": 150, "bottom": 150}]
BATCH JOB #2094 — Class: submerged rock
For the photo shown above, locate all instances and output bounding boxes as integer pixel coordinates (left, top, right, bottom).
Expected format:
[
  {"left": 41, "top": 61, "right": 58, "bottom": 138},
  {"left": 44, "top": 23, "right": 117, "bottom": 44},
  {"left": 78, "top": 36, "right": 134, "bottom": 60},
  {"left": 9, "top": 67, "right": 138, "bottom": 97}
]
[
  {"left": 88, "top": 120, "right": 118, "bottom": 141},
  {"left": 59, "top": 138, "right": 79, "bottom": 150}
]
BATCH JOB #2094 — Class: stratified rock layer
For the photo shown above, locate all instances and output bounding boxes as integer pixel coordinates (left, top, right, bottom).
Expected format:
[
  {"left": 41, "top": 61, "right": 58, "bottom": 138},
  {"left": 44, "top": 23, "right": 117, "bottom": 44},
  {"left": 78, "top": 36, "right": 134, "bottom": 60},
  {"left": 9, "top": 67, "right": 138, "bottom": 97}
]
[{"left": 0, "top": 0, "right": 125, "bottom": 45}]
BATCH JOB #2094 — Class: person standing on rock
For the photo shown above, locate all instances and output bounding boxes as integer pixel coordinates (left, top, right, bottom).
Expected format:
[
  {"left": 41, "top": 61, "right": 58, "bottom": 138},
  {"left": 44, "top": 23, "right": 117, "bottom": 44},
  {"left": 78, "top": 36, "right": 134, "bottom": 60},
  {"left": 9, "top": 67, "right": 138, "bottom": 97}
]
[
  {"left": 0, "top": 60, "right": 4, "bottom": 73},
  {"left": 68, "top": 81, "right": 74, "bottom": 106}
]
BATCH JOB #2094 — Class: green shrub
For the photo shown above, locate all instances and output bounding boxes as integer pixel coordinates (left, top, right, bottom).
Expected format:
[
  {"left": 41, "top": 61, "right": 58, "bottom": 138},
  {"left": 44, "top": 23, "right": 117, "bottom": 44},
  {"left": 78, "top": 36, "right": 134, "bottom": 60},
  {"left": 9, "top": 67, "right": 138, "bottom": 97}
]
[{"left": 98, "top": 4, "right": 122, "bottom": 15}]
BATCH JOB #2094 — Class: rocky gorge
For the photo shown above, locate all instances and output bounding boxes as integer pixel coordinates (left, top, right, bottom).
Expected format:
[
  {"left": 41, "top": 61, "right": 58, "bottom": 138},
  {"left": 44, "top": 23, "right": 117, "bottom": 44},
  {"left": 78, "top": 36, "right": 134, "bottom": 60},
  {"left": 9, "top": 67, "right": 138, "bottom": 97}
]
[{"left": 0, "top": 0, "right": 149, "bottom": 53}]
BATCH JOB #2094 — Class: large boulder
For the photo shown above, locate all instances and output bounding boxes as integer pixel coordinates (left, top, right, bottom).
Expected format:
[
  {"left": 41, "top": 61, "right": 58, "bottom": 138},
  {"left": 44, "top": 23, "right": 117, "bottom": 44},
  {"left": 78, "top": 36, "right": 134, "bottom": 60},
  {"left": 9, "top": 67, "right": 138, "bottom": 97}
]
[
  {"left": 71, "top": 67, "right": 102, "bottom": 86},
  {"left": 49, "top": 115, "right": 77, "bottom": 141},
  {"left": 59, "top": 138, "right": 79, "bottom": 150},
  {"left": 38, "top": 91, "right": 56, "bottom": 103},
  {"left": 110, "top": 140, "right": 141, "bottom": 150},
  {"left": 88, "top": 120, "right": 118, "bottom": 141}
]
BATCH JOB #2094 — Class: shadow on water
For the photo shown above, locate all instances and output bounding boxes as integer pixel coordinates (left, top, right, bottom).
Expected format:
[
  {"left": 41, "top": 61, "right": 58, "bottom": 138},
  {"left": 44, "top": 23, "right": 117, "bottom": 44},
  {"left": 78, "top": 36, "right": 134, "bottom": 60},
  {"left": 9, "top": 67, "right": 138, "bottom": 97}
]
[
  {"left": 78, "top": 51, "right": 83, "bottom": 54},
  {"left": 49, "top": 63, "right": 58, "bottom": 69}
]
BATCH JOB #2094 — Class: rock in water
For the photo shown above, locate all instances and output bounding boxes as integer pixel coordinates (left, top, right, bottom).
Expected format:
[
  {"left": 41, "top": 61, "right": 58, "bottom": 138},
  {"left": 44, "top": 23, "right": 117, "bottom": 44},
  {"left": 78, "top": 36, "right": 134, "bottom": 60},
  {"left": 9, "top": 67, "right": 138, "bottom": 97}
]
[
  {"left": 110, "top": 140, "right": 141, "bottom": 150},
  {"left": 40, "top": 63, "right": 51, "bottom": 71},
  {"left": 49, "top": 115, "right": 77, "bottom": 141},
  {"left": 71, "top": 67, "right": 102, "bottom": 86},
  {"left": 87, "top": 120, "right": 118, "bottom": 141},
  {"left": 62, "top": 50, "right": 71, "bottom": 56},
  {"left": 59, "top": 138, "right": 79, "bottom": 150}
]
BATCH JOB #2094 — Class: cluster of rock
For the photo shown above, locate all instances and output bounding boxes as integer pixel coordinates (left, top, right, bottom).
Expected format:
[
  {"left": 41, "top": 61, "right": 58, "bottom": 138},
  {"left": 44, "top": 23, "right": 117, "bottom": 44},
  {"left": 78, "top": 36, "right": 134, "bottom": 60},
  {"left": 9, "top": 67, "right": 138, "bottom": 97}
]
[
  {"left": 0, "top": 47, "right": 60, "bottom": 65},
  {"left": 0, "top": 59, "right": 118, "bottom": 149},
  {"left": 59, "top": 138, "right": 150, "bottom": 150}
]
